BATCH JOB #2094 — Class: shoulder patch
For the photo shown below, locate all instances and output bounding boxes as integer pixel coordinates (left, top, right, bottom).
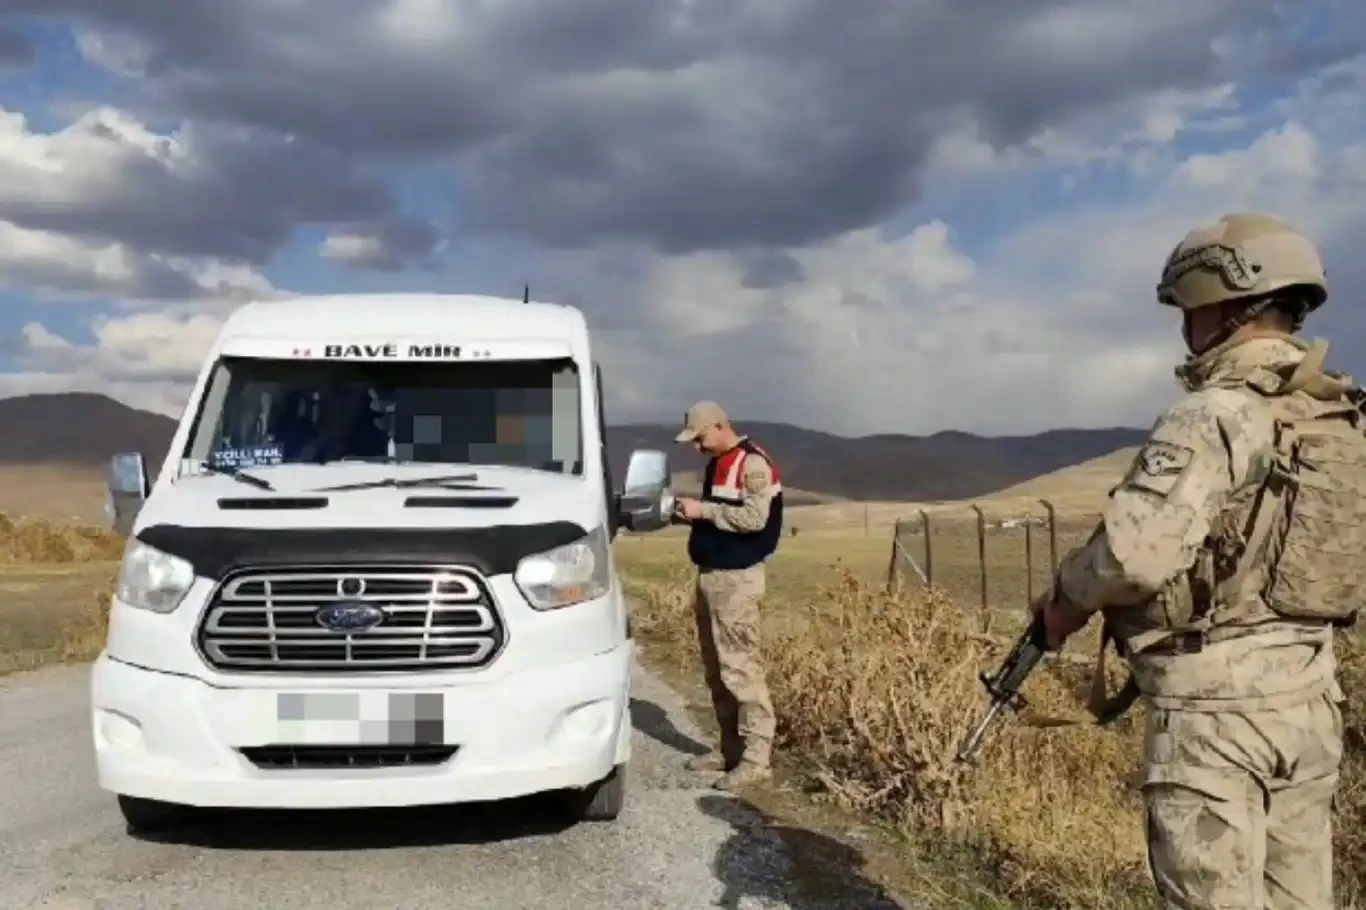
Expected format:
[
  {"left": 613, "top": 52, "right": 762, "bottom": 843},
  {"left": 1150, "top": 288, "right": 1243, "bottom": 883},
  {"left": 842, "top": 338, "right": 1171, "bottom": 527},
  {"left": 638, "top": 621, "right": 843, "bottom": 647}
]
[
  {"left": 1120, "top": 439, "right": 1195, "bottom": 498},
  {"left": 742, "top": 455, "right": 773, "bottom": 493}
]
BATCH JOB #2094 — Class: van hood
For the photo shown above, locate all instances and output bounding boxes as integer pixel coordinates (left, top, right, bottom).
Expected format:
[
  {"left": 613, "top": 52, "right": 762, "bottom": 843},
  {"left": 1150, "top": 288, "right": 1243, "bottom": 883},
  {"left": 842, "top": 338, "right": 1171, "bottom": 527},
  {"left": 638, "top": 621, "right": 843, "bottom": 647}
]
[
  {"left": 129, "top": 463, "right": 605, "bottom": 579},
  {"left": 134, "top": 463, "right": 602, "bottom": 532}
]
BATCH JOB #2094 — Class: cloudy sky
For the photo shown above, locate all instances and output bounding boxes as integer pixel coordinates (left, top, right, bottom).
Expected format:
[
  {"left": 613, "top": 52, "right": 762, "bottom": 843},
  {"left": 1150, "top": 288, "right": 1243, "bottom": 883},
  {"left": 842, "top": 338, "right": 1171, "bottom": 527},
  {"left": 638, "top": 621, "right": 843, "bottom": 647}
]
[{"left": 0, "top": 2, "right": 1363, "bottom": 436}]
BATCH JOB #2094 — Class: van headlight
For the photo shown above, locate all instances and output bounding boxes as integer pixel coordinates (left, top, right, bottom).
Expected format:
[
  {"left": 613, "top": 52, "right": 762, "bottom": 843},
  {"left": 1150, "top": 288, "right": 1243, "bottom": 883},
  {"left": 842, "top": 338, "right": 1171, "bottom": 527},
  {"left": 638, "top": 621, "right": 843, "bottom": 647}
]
[
  {"left": 514, "top": 525, "right": 612, "bottom": 610},
  {"left": 117, "top": 539, "right": 196, "bottom": 613}
]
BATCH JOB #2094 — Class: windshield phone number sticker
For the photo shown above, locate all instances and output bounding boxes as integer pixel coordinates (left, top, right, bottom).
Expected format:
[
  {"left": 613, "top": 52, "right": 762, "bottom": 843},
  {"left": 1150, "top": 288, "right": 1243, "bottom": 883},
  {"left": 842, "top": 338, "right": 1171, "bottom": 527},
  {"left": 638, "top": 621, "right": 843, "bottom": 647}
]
[{"left": 211, "top": 445, "right": 284, "bottom": 468}]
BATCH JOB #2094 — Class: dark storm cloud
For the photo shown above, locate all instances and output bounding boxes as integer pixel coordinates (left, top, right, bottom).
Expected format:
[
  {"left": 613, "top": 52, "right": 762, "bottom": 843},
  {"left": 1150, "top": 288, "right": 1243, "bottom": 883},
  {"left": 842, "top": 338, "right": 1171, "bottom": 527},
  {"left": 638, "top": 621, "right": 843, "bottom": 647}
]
[
  {"left": 0, "top": 25, "right": 33, "bottom": 67},
  {"left": 0, "top": 111, "right": 394, "bottom": 263},
  {"left": 5, "top": 0, "right": 1356, "bottom": 256}
]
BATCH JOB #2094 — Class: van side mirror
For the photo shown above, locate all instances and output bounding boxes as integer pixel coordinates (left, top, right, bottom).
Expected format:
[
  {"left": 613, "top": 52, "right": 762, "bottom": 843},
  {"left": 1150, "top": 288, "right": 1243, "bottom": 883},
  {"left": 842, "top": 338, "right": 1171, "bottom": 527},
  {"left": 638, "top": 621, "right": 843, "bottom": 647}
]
[
  {"left": 616, "top": 449, "right": 674, "bottom": 533},
  {"left": 107, "top": 451, "right": 149, "bottom": 537}
]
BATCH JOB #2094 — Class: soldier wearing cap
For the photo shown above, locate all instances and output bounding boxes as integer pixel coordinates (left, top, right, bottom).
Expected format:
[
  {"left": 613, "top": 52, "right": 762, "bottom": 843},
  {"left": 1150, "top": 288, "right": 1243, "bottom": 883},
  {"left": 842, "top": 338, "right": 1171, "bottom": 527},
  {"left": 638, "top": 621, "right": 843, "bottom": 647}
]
[
  {"left": 1033, "top": 212, "right": 1360, "bottom": 909},
  {"left": 672, "top": 401, "right": 782, "bottom": 790}
]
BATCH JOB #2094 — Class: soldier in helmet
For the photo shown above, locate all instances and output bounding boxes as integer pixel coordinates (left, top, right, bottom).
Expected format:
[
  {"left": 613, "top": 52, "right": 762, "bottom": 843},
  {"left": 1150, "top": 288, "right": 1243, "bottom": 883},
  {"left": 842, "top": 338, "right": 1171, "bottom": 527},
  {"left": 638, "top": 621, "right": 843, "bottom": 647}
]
[{"left": 1032, "top": 212, "right": 1366, "bottom": 909}]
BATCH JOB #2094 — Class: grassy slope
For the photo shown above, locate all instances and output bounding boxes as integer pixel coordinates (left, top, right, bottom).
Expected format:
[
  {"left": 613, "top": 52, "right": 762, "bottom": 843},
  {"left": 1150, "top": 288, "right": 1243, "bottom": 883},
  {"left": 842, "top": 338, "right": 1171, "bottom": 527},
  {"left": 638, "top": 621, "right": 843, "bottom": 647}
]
[
  {"left": 614, "top": 442, "right": 1366, "bottom": 909},
  {"left": 616, "top": 528, "right": 1366, "bottom": 910}
]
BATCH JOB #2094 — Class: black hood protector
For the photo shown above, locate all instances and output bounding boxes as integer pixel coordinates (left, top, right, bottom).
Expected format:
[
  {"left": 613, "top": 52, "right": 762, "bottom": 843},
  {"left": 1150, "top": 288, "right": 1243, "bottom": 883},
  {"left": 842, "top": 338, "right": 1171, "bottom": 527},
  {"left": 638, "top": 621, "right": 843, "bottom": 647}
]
[{"left": 135, "top": 522, "right": 588, "bottom": 580}]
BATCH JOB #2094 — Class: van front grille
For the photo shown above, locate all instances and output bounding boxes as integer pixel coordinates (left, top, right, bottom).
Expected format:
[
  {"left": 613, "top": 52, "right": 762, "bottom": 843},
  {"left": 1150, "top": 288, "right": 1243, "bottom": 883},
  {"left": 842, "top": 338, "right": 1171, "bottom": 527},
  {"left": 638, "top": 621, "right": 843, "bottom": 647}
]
[{"left": 196, "top": 565, "right": 504, "bottom": 673}]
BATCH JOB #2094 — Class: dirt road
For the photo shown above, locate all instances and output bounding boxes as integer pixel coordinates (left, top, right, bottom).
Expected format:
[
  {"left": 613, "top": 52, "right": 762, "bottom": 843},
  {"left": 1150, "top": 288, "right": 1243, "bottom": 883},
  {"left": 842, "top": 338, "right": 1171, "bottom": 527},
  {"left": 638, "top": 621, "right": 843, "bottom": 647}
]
[{"left": 1, "top": 659, "right": 906, "bottom": 910}]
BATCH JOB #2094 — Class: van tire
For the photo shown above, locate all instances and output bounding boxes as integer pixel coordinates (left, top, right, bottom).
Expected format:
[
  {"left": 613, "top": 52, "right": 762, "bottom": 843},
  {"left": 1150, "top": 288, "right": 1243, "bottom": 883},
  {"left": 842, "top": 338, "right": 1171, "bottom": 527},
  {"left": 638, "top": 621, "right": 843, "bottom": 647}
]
[
  {"left": 561, "top": 763, "right": 626, "bottom": 822},
  {"left": 117, "top": 795, "right": 196, "bottom": 834}
]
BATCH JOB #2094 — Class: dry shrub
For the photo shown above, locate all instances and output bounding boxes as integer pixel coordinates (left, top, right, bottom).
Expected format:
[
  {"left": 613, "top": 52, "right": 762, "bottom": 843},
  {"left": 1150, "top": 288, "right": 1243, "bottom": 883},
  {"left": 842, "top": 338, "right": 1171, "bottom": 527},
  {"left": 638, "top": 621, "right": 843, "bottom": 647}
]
[
  {"left": 781, "top": 574, "right": 1151, "bottom": 907},
  {"left": 1335, "top": 634, "right": 1366, "bottom": 907},
  {"left": 58, "top": 574, "right": 117, "bottom": 664},
  {"left": 627, "top": 566, "right": 1148, "bottom": 907},
  {"left": 0, "top": 511, "right": 125, "bottom": 564},
  {"left": 0, "top": 567, "right": 117, "bottom": 675},
  {"left": 626, "top": 564, "right": 1366, "bottom": 908}
]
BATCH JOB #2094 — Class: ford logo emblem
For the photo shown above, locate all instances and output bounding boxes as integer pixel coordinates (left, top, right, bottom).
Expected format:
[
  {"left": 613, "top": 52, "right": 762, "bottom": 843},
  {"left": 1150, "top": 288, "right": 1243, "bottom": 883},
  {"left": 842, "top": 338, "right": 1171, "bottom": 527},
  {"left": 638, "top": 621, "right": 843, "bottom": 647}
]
[{"left": 315, "top": 601, "right": 386, "bottom": 632}]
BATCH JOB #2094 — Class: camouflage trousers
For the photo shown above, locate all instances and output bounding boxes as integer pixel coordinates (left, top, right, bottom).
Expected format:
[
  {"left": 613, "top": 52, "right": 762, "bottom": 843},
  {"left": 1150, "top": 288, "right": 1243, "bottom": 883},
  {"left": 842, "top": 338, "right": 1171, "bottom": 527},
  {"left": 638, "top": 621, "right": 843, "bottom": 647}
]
[
  {"left": 692, "top": 564, "right": 776, "bottom": 768},
  {"left": 1141, "top": 690, "right": 1343, "bottom": 909}
]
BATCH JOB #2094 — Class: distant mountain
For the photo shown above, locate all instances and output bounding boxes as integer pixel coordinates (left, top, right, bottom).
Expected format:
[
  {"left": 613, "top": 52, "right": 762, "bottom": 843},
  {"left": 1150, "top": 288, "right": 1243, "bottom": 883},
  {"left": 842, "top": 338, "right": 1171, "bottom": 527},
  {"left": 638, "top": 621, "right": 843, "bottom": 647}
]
[
  {"left": 0, "top": 393, "right": 177, "bottom": 470},
  {"left": 0, "top": 393, "right": 1148, "bottom": 502},
  {"left": 606, "top": 421, "right": 1148, "bottom": 502}
]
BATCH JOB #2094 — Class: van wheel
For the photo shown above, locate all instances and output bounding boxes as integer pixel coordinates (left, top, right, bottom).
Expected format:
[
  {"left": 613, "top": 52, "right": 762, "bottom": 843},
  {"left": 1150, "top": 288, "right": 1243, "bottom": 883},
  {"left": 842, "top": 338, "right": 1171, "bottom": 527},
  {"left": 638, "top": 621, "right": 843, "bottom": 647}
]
[
  {"left": 117, "top": 795, "right": 196, "bottom": 834},
  {"left": 561, "top": 763, "right": 626, "bottom": 822}
]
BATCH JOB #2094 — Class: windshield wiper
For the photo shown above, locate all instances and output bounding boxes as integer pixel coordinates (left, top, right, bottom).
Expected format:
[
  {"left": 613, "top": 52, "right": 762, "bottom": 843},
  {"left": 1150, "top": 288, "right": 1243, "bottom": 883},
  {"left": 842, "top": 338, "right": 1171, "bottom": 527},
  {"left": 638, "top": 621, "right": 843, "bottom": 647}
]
[
  {"left": 314, "top": 473, "right": 499, "bottom": 493},
  {"left": 195, "top": 463, "right": 276, "bottom": 491}
]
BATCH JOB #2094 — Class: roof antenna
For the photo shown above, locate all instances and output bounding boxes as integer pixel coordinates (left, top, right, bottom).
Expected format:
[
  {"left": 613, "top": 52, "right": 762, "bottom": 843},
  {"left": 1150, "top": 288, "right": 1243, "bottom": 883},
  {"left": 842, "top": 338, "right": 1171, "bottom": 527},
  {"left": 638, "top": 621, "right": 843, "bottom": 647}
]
[{"left": 523, "top": 284, "right": 529, "bottom": 304}]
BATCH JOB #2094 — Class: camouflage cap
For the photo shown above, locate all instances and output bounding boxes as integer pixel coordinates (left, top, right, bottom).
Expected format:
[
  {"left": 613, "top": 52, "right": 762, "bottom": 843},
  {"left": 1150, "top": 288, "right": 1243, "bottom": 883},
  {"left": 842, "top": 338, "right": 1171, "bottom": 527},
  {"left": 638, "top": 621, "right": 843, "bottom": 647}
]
[
  {"left": 1157, "top": 212, "right": 1327, "bottom": 312},
  {"left": 675, "top": 400, "right": 727, "bottom": 443}
]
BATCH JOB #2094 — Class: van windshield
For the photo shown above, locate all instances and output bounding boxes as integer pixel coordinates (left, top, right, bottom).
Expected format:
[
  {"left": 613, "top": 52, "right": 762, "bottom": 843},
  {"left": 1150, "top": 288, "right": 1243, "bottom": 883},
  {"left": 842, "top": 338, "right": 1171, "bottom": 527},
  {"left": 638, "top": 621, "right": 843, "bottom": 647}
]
[{"left": 180, "top": 356, "right": 583, "bottom": 475}]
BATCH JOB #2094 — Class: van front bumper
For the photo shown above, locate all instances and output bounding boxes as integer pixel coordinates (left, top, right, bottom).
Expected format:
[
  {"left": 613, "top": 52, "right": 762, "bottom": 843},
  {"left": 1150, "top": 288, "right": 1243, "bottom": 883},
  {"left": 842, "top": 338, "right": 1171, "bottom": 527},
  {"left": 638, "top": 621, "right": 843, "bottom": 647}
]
[{"left": 89, "top": 642, "right": 632, "bottom": 809}]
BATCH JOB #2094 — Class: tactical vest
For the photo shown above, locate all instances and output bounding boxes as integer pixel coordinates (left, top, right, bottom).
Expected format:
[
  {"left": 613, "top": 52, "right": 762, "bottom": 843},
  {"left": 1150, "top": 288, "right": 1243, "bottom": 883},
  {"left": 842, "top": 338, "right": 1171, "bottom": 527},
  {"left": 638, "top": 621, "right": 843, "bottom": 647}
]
[
  {"left": 1090, "top": 340, "right": 1366, "bottom": 721},
  {"left": 687, "top": 438, "right": 784, "bottom": 571}
]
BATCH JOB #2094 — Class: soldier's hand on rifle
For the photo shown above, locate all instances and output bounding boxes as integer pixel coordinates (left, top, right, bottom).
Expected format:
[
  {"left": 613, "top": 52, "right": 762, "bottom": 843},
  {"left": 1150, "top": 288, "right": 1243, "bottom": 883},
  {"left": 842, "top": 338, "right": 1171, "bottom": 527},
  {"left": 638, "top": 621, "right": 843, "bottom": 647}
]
[{"left": 1029, "top": 589, "right": 1089, "bottom": 651}]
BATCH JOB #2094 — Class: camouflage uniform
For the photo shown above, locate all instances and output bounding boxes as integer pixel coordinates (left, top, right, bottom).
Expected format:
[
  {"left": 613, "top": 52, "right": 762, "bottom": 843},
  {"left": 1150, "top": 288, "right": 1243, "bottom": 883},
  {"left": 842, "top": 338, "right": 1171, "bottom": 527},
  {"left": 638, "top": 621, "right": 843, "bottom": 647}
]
[
  {"left": 1050, "top": 214, "right": 1357, "bottom": 909},
  {"left": 692, "top": 458, "right": 779, "bottom": 772},
  {"left": 674, "top": 401, "right": 782, "bottom": 789}
]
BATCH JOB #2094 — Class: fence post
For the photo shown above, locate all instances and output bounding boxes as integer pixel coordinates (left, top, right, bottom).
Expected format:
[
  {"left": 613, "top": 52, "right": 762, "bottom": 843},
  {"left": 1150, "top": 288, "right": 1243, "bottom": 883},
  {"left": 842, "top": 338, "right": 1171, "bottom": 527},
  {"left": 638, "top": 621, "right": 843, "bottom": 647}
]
[
  {"left": 864, "top": 503, "right": 870, "bottom": 537},
  {"left": 970, "top": 504, "right": 989, "bottom": 632},
  {"left": 886, "top": 520, "right": 901, "bottom": 594},
  {"left": 920, "top": 508, "right": 933, "bottom": 587},
  {"left": 1024, "top": 516, "right": 1034, "bottom": 608},
  {"left": 1040, "top": 499, "right": 1058, "bottom": 580}
]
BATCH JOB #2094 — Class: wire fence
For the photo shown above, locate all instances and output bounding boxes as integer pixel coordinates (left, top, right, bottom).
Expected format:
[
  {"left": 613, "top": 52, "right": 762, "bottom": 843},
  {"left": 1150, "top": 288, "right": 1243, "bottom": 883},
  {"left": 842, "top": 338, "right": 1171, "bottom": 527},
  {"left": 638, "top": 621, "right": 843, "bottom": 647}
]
[{"left": 885, "top": 501, "right": 1103, "bottom": 631}]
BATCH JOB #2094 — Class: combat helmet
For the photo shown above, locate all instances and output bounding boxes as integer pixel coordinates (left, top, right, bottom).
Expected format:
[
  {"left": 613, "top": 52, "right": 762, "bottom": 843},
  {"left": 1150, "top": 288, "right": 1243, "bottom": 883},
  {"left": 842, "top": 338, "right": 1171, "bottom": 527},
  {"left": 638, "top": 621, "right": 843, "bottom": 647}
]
[{"left": 1156, "top": 212, "right": 1327, "bottom": 319}]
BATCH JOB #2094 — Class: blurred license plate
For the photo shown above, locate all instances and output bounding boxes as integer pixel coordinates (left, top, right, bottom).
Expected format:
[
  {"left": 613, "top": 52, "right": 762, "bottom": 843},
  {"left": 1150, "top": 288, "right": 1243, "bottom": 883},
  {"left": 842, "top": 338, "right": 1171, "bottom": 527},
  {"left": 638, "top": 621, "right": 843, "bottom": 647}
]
[{"left": 273, "top": 692, "right": 446, "bottom": 745}]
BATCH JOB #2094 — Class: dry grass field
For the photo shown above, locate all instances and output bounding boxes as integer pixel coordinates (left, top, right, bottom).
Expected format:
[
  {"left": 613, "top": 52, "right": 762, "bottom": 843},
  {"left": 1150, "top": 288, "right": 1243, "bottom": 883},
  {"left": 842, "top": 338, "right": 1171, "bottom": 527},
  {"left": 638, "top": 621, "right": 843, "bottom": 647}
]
[
  {"left": 615, "top": 530, "right": 1366, "bottom": 909},
  {"left": 615, "top": 529, "right": 1147, "bottom": 908},
  {"left": 0, "top": 561, "right": 118, "bottom": 675},
  {"left": 0, "top": 514, "right": 121, "bottom": 675},
  {"left": 0, "top": 463, "right": 114, "bottom": 525},
  {"left": 0, "top": 466, "right": 131, "bottom": 675},
  {"left": 614, "top": 447, "right": 1366, "bottom": 909},
  {"left": 984, "top": 447, "right": 1139, "bottom": 509}
]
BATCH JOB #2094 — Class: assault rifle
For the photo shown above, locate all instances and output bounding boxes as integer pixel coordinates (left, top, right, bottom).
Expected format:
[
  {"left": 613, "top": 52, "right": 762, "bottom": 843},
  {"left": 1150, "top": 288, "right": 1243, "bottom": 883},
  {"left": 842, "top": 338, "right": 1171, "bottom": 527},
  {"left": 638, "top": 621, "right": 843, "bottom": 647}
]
[{"left": 955, "top": 611, "right": 1049, "bottom": 765}]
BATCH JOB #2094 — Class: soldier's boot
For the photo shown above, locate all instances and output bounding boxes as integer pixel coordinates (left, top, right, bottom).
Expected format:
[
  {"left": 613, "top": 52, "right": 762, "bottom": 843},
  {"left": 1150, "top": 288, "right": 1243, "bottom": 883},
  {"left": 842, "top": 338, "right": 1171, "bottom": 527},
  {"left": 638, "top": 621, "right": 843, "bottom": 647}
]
[
  {"left": 684, "top": 751, "right": 730, "bottom": 773},
  {"left": 711, "top": 759, "right": 772, "bottom": 791}
]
